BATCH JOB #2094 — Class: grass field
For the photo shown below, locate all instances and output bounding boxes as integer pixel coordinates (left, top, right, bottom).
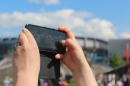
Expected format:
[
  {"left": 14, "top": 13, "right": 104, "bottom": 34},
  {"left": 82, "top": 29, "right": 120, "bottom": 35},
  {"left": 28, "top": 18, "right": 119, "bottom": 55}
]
[{"left": 68, "top": 79, "right": 75, "bottom": 86}]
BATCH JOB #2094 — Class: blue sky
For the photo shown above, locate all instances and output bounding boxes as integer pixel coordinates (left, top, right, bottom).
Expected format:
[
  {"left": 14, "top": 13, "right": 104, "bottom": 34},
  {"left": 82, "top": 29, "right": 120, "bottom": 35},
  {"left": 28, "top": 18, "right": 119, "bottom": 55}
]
[{"left": 0, "top": 0, "right": 130, "bottom": 39}]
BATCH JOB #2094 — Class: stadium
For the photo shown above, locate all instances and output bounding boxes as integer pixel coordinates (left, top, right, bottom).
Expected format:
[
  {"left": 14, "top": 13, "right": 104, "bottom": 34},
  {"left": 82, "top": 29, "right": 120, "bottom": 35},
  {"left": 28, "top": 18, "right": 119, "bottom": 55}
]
[
  {"left": 76, "top": 36, "right": 109, "bottom": 65},
  {"left": 0, "top": 37, "right": 109, "bottom": 63}
]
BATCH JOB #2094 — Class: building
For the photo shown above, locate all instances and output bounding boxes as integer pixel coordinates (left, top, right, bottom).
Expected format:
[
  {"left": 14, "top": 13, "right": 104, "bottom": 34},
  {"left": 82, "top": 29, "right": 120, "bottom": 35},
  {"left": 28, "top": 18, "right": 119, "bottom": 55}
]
[
  {"left": 76, "top": 36, "right": 109, "bottom": 65},
  {"left": 109, "top": 39, "right": 130, "bottom": 58},
  {"left": 0, "top": 38, "right": 18, "bottom": 60}
]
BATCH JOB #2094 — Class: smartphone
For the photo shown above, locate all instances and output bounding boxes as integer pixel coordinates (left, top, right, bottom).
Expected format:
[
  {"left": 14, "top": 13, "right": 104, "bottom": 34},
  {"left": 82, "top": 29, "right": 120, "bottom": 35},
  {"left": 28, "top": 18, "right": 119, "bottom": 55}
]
[{"left": 25, "top": 24, "right": 67, "bottom": 54}]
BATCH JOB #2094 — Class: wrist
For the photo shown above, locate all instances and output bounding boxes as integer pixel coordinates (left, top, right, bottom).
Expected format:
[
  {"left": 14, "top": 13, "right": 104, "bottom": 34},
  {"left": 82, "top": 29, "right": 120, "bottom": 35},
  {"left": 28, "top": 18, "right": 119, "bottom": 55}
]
[
  {"left": 16, "top": 72, "right": 38, "bottom": 86},
  {"left": 15, "top": 72, "right": 39, "bottom": 86},
  {"left": 16, "top": 71, "right": 39, "bottom": 78},
  {"left": 71, "top": 62, "right": 98, "bottom": 86},
  {"left": 72, "top": 62, "right": 89, "bottom": 75},
  {"left": 71, "top": 63, "right": 89, "bottom": 86}
]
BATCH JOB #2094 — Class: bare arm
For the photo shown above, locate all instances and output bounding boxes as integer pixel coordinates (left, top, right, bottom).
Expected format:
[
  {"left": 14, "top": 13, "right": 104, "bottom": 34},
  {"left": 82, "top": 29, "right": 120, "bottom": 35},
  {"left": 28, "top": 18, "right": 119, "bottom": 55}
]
[
  {"left": 15, "top": 74, "right": 38, "bottom": 86},
  {"left": 13, "top": 28, "right": 40, "bottom": 86},
  {"left": 56, "top": 27, "right": 98, "bottom": 86},
  {"left": 72, "top": 62, "right": 98, "bottom": 86}
]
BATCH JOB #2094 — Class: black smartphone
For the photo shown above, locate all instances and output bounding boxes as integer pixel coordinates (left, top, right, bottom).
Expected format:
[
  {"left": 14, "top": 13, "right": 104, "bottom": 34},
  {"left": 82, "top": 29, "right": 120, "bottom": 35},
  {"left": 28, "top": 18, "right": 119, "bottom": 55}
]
[
  {"left": 25, "top": 24, "right": 67, "bottom": 54},
  {"left": 25, "top": 24, "right": 66, "bottom": 79}
]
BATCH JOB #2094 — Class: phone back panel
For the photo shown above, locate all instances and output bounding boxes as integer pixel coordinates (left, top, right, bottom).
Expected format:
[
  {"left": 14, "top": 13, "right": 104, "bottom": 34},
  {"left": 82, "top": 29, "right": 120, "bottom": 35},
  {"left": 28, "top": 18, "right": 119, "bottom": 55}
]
[
  {"left": 39, "top": 51, "right": 60, "bottom": 79},
  {"left": 25, "top": 24, "right": 67, "bottom": 54}
]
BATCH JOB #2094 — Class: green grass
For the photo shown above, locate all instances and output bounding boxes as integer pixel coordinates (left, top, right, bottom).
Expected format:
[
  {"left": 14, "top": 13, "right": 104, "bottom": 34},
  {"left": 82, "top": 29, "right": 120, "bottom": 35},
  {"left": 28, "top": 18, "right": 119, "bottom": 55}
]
[{"left": 68, "top": 79, "right": 75, "bottom": 86}]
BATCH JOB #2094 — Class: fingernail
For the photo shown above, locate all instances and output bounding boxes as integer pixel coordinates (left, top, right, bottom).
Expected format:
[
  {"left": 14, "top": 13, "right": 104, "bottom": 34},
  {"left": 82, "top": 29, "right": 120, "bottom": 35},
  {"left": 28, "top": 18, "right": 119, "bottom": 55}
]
[
  {"left": 23, "top": 28, "right": 27, "bottom": 30},
  {"left": 22, "top": 28, "right": 27, "bottom": 32}
]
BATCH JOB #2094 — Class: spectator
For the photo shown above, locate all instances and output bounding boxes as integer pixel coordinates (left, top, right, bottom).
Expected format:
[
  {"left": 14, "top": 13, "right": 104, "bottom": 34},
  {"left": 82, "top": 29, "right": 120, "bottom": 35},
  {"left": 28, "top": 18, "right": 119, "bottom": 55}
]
[
  {"left": 116, "top": 78, "right": 124, "bottom": 86},
  {"left": 3, "top": 76, "right": 10, "bottom": 86},
  {"left": 107, "top": 80, "right": 113, "bottom": 86},
  {"left": 122, "top": 74, "right": 128, "bottom": 86}
]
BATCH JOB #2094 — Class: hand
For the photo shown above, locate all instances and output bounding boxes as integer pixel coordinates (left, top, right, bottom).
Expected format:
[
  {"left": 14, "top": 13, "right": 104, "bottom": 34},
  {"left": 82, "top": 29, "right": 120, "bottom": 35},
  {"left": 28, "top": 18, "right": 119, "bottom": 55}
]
[
  {"left": 13, "top": 28, "right": 40, "bottom": 80},
  {"left": 55, "top": 27, "right": 98, "bottom": 86},
  {"left": 55, "top": 27, "right": 87, "bottom": 72}
]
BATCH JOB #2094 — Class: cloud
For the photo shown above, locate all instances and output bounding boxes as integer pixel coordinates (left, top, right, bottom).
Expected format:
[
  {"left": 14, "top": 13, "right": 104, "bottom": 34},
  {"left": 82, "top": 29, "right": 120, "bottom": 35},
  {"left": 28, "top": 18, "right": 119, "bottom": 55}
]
[
  {"left": 0, "top": 9, "right": 116, "bottom": 39},
  {"left": 28, "top": 0, "right": 59, "bottom": 5},
  {"left": 120, "top": 32, "right": 130, "bottom": 39},
  {"left": 43, "top": 0, "right": 59, "bottom": 5},
  {"left": 74, "top": 18, "right": 116, "bottom": 39},
  {"left": 0, "top": 32, "right": 13, "bottom": 37}
]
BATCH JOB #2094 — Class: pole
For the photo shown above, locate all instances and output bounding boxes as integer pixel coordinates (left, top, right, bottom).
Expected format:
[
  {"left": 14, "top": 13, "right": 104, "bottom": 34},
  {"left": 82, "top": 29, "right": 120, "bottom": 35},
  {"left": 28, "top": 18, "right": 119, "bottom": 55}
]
[{"left": 126, "top": 44, "right": 129, "bottom": 62}]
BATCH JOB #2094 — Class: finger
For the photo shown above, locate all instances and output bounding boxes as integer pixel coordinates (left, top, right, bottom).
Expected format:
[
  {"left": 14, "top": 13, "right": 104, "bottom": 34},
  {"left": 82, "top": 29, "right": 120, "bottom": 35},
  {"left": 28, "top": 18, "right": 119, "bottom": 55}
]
[
  {"left": 58, "top": 27, "right": 75, "bottom": 40},
  {"left": 22, "top": 28, "right": 37, "bottom": 45},
  {"left": 55, "top": 54, "right": 63, "bottom": 59},
  {"left": 61, "top": 39, "right": 78, "bottom": 50},
  {"left": 15, "top": 46, "right": 22, "bottom": 52},
  {"left": 19, "top": 32, "right": 29, "bottom": 46}
]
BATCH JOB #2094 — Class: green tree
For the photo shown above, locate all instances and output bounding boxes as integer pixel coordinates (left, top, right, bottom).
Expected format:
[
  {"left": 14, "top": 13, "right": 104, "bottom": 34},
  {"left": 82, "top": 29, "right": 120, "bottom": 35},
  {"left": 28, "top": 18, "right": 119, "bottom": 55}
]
[{"left": 110, "top": 54, "right": 126, "bottom": 68}]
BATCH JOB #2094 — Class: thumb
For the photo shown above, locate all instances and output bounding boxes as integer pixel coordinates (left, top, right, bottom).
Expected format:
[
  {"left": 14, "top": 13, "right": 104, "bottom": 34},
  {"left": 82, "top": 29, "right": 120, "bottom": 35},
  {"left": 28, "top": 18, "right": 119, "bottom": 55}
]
[{"left": 61, "top": 39, "right": 78, "bottom": 50}]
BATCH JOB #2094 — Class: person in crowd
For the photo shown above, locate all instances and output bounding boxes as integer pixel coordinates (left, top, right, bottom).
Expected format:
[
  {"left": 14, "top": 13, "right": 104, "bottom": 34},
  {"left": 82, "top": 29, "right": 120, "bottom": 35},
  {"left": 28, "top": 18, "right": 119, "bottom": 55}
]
[
  {"left": 111, "top": 74, "right": 116, "bottom": 86},
  {"left": 3, "top": 76, "right": 10, "bottom": 86},
  {"left": 116, "top": 78, "right": 124, "bottom": 86},
  {"left": 103, "top": 74, "right": 108, "bottom": 86},
  {"left": 107, "top": 80, "right": 113, "bottom": 86},
  {"left": 98, "top": 74, "right": 104, "bottom": 86},
  {"left": 108, "top": 74, "right": 112, "bottom": 82},
  {"left": 61, "top": 79, "right": 68, "bottom": 86},
  {"left": 122, "top": 74, "right": 128, "bottom": 86},
  {"left": 12, "top": 27, "right": 98, "bottom": 86}
]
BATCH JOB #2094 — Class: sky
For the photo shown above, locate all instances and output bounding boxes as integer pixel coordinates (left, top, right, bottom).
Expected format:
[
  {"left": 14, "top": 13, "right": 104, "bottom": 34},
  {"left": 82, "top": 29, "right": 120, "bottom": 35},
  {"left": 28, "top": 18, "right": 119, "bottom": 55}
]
[{"left": 0, "top": 0, "right": 130, "bottom": 40}]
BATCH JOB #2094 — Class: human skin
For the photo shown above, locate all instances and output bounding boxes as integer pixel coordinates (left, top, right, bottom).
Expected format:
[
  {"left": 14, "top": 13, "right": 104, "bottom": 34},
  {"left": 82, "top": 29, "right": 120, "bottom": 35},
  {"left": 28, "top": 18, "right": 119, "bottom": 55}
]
[
  {"left": 13, "top": 28, "right": 40, "bottom": 86},
  {"left": 13, "top": 27, "right": 98, "bottom": 86},
  {"left": 55, "top": 27, "right": 98, "bottom": 86}
]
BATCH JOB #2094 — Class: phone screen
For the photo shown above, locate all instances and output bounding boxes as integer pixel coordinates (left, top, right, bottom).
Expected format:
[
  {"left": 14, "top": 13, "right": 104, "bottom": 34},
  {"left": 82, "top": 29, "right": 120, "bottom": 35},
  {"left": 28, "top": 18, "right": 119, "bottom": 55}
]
[{"left": 25, "top": 24, "right": 67, "bottom": 54}]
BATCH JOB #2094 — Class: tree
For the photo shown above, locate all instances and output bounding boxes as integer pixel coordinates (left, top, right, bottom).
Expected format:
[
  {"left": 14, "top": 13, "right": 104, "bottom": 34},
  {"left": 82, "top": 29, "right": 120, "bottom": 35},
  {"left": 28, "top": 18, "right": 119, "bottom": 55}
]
[{"left": 110, "top": 54, "right": 126, "bottom": 68}]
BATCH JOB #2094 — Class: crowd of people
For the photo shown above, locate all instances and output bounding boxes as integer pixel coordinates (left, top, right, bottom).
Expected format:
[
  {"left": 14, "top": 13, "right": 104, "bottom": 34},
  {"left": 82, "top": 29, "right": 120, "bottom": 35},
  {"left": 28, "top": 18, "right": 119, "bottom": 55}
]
[
  {"left": 37, "top": 73, "right": 130, "bottom": 86},
  {"left": 38, "top": 74, "right": 72, "bottom": 86},
  {"left": 3, "top": 73, "right": 130, "bottom": 86},
  {"left": 96, "top": 73, "right": 130, "bottom": 86}
]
